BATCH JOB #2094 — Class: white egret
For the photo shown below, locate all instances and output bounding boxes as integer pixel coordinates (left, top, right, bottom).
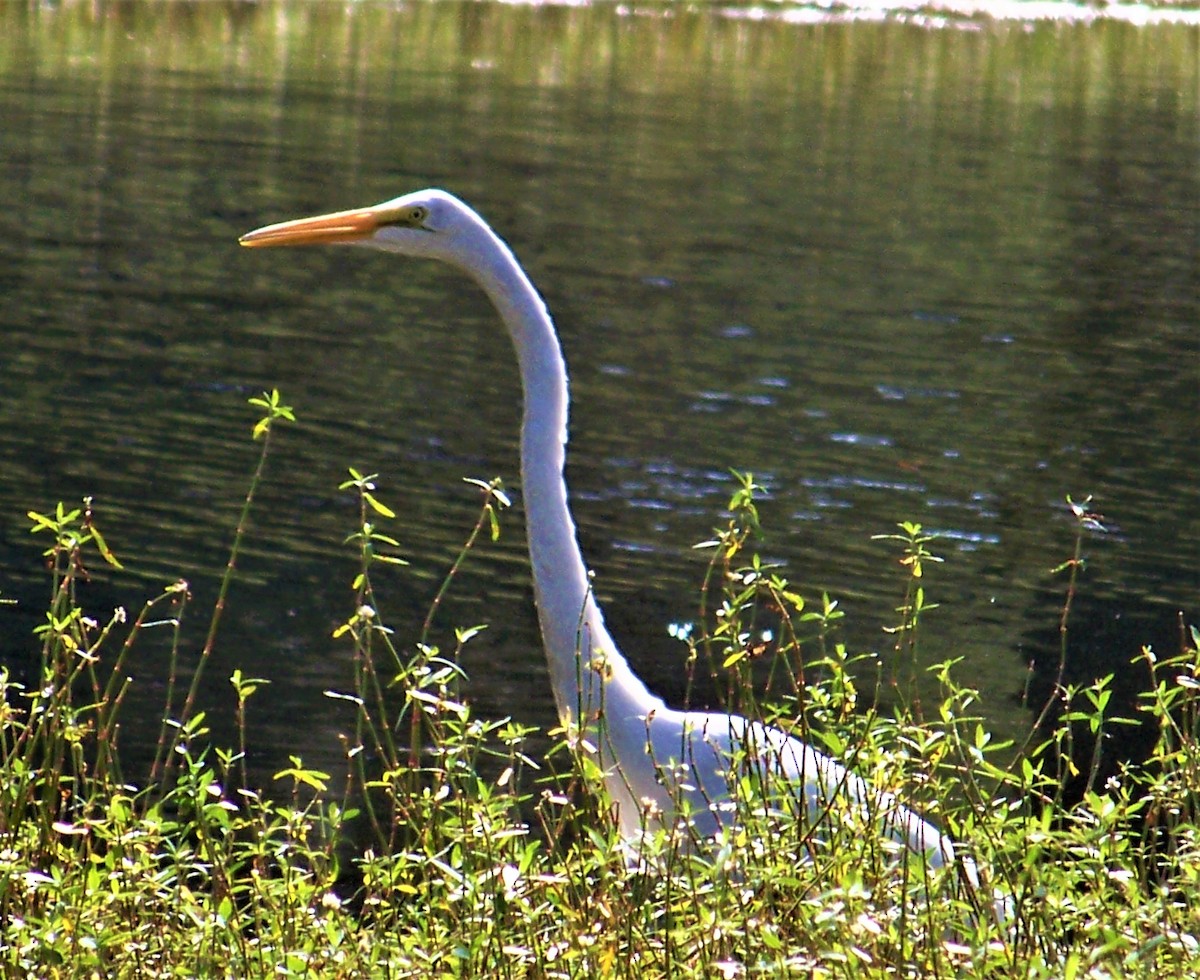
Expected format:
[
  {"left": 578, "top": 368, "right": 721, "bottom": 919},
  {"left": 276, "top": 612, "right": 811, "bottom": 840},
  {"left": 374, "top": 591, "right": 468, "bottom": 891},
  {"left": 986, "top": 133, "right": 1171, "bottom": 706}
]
[{"left": 240, "top": 189, "right": 956, "bottom": 869}]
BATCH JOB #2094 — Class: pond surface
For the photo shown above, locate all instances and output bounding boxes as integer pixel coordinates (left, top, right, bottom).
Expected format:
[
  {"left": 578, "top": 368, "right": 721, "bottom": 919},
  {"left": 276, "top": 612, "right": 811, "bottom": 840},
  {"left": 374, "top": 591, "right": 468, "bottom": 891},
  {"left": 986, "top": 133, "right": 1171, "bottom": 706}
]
[{"left": 0, "top": 1, "right": 1196, "bottom": 780}]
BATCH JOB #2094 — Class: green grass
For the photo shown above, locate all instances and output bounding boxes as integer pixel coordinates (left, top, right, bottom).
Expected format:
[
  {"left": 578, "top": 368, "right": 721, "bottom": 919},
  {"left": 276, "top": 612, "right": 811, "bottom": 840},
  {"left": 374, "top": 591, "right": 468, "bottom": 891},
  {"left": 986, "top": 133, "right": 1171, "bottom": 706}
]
[{"left": 0, "top": 393, "right": 1197, "bottom": 978}]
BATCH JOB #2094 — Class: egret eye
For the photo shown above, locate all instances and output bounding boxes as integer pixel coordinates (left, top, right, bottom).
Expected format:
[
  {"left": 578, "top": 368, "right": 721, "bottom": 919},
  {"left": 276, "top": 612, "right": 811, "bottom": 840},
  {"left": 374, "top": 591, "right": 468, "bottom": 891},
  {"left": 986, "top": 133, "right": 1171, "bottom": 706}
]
[{"left": 409, "top": 205, "right": 429, "bottom": 224}]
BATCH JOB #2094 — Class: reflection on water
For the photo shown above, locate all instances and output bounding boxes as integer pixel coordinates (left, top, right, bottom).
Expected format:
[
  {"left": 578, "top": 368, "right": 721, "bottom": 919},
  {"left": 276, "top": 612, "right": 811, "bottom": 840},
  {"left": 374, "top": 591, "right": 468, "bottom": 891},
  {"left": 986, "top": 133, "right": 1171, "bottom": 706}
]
[{"left": 0, "top": 2, "right": 1196, "bottom": 781}]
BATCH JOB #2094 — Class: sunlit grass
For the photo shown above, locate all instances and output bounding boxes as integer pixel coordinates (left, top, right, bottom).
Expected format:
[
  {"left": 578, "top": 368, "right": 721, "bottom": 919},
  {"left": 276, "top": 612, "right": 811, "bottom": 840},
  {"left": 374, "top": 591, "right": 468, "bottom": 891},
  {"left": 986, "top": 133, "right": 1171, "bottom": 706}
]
[{"left": 0, "top": 392, "right": 1196, "bottom": 977}]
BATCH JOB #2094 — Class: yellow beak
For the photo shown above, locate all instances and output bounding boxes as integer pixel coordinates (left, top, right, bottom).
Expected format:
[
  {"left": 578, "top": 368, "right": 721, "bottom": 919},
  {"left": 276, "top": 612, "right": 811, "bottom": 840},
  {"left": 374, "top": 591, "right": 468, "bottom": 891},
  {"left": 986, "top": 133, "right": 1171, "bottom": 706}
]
[{"left": 239, "top": 206, "right": 383, "bottom": 248}]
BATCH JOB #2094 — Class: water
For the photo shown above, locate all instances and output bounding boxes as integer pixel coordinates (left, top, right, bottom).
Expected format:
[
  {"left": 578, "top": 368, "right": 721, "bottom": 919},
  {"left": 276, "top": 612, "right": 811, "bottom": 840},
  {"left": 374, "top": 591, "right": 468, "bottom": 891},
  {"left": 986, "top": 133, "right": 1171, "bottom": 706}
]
[{"left": 0, "top": 1, "right": 1196, "bottom": 780}]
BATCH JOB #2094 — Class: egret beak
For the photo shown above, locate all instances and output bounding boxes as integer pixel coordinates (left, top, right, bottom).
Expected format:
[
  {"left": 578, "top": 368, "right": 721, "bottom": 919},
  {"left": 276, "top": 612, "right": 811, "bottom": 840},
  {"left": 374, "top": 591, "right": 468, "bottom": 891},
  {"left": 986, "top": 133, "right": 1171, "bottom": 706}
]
[{"left": 239, "top": 207, "right": 383, "bottom": 248}]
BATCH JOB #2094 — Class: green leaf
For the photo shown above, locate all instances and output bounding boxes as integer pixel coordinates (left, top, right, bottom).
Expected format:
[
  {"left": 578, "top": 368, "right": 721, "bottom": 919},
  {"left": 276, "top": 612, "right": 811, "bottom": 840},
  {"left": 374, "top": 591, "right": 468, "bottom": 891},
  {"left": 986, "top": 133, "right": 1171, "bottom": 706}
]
[
  {"left": 364, "top": 492, "right": 396, "bottom": 518},
  {"left": 27, "top": 510, "right": 58, "bottom": 533},
  {"left": 273, "top": 756, "right": 330, "bottom": 792},
  {"left": 89, "top": 524, "right": 124, "bottom": 569}
]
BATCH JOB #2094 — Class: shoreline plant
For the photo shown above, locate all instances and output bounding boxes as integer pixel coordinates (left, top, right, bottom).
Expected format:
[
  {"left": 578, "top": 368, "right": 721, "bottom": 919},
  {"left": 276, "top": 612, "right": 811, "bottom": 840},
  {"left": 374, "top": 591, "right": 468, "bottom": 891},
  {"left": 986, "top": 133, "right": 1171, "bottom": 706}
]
[{"left": 0, "top": 392, "right": 1195, "bottom": 977}]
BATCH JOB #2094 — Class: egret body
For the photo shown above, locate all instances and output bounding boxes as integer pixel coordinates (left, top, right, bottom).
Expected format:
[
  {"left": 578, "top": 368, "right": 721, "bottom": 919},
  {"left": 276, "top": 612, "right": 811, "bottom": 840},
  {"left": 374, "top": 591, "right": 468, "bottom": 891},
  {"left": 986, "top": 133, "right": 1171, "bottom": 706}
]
[{"left": 240, "top": 190, "right": 955, "bottom": 867}]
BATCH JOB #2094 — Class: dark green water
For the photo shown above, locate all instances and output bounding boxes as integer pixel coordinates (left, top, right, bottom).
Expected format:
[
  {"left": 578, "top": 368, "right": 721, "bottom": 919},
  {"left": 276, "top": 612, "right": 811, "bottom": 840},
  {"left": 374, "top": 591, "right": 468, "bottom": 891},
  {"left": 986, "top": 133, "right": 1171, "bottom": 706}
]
[{"left": 0, "top": 1, "right": 1196, "bottom": 778}]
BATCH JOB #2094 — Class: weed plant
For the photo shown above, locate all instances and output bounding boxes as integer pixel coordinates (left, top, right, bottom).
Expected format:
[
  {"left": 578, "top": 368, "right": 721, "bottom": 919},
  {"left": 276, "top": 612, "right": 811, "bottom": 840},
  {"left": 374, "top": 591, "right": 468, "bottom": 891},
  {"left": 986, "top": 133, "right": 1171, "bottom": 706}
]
[{"left": 0, "top": 393, "right": 1196, "bottom": 977}]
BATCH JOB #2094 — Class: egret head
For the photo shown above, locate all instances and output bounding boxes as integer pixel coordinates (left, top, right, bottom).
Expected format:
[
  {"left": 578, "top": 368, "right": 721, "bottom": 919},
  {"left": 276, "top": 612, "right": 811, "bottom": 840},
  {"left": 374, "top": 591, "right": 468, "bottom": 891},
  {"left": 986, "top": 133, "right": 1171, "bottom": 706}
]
[{"left": 239, "top": 188, "right": 490, "bottom": 268}]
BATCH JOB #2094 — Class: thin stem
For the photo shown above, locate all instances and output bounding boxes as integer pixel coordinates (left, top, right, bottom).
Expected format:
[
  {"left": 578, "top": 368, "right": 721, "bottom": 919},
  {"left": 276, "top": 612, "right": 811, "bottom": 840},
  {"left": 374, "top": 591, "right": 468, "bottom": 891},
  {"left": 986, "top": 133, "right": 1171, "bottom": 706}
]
[{"left": 165, "top": 393, "right": 292, "bottom": 777}]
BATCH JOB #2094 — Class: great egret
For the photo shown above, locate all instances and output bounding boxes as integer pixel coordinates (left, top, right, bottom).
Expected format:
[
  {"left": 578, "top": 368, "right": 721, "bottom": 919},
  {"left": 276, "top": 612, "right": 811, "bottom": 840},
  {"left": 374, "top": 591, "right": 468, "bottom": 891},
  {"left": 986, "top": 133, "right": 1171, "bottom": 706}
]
[{"left": 240, "top": 189, "right": 956, "bottom": 869}]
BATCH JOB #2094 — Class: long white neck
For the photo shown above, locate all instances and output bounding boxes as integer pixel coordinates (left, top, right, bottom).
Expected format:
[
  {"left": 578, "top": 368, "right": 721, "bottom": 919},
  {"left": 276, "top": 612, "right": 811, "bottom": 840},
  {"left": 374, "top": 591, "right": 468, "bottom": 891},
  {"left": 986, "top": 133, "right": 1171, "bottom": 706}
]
[{"left": 458, "top": 230, "right": 662, "bottom": 736}]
